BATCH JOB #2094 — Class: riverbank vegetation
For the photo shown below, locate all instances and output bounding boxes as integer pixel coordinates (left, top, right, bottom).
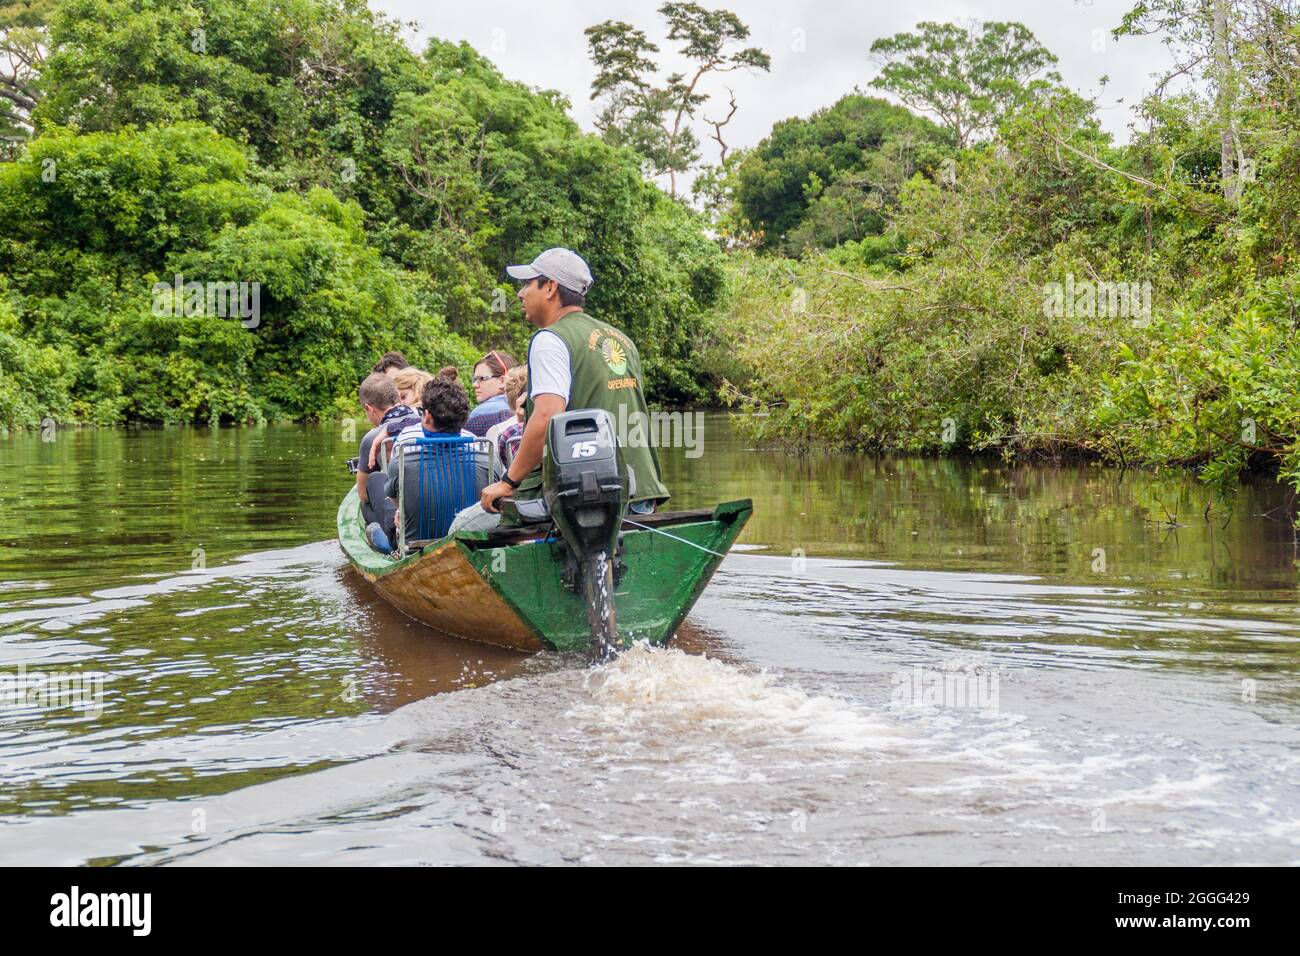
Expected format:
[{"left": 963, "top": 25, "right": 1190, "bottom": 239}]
[
  {"left": 4, "top": 1, "right": 1300, "bottom": 500},
  {"left": 703, "top": 6, "right": 1300, "bottom": 497},
  {"left": 0, "top": 0, "right": 725, "bottom": 427}
]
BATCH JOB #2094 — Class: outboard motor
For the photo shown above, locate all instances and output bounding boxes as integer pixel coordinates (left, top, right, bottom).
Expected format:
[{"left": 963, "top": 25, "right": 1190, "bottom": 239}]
[{"left": 543, "top": 409, "right": 629, "bottom": 661}]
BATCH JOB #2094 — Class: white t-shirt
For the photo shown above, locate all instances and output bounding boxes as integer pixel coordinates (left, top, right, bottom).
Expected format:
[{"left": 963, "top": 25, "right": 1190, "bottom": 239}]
[
  {"left": 529, "top": 330, "right": 571, "bottom": 403},
  {"left": 393, "top": 423, "right": 474, "bottom": 447}
]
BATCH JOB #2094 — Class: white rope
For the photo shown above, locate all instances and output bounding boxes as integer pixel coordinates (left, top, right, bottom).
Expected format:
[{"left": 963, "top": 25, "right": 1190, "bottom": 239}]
[{"left": 621, "top": 518, "right": 729, "bottom": 558}]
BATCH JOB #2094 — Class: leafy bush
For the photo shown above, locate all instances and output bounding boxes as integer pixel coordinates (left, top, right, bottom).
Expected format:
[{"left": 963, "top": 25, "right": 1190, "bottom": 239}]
[
  {"left": 0, "top": 123, "right": 476, "bottom": 426},
  {"left": 1096, "top": 284, "right": 1300, "bottom": 494},
  {"left": 0, "top": 285, "right": 77, "bottom": 430}
]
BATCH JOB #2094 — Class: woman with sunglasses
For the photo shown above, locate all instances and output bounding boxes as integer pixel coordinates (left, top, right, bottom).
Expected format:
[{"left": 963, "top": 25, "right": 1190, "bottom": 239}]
[{"left": 464, "top": 349, "right": 518, "bottom": 437}]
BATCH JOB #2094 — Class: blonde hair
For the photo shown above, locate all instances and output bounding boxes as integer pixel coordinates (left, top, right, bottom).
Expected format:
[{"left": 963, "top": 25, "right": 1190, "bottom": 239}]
[
  {"left": 503, "top": 365, "right": 528, "bottom": 407},
  {"left": 391, "top": 367, "right": 433, "bottom": 403}
]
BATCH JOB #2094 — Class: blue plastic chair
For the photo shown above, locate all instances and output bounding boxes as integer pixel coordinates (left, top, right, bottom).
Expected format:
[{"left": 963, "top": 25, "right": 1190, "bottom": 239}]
[{"left": 397, "top": 436, "right": 489, "bottom": 549}]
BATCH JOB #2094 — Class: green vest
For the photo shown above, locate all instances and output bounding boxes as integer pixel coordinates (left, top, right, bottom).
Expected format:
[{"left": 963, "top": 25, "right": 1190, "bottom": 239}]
[{"left": 519, "top": 310, "right": 670, "bottom": 506}]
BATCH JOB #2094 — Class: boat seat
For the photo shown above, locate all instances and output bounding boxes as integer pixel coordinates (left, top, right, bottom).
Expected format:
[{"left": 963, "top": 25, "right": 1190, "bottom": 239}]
[
  {"left": 398, "top": 436, "right": 492, "bottom": 550},
  {"left": 496, "top": 465, "right": 636, "bottom": 526},
  {"left": 502, "top": 498, "right": 551, "bottom": 524}
]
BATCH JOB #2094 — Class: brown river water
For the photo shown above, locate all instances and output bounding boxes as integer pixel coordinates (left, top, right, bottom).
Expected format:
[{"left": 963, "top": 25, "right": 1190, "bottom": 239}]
[{"left": 1, "top": 412, "right": 1297, "bottom": 865}]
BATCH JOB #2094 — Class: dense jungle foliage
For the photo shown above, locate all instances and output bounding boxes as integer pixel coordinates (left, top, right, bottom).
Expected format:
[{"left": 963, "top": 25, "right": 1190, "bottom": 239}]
[
  {"left": 5, "top": 1, "right": 1300, "bottom": 502},
  {"left": 0, "top": 0, "right": 726, "bottom": 426},
  {"left": 703, "top": 5, "right": 1300, "bottom": 498}
]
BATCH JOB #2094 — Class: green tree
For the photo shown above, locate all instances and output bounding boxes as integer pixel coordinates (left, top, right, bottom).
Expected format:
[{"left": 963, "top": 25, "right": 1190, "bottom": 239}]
[
  {"left": 868, "top": 20, "right": 1060, "bottom": 148},
  {"left": 0, "top": 122, "right": 477, "bottom": 426},
  {"left": 1114, "top": 0, "right": 1300, "bottom": 204},
  {"left": 0, "top": 0, "right": 51, "bottom": 145},
  {"left": 691, "top": 147, "right": 757, "bottom": 246},
  {"left": 585, "top": 20, "right": 674, "bottom": 174},
  {"left": 1, "top": 6, "right": 734, "bottom": 424},
  {"left": 586, "top": 3, "right": 770, "bottom": 196},
  {"left": 34, "top": 0, "right": 428, "bottom": 212},
  {"left": 0, "top": 278, "right": 75, "bottom": 429},
  {"left": 727, "top": 93, "right": 950, "bottom": 253},
  {"left": 8, "top": 5, "right": 731, "bottom": 410},
  {"left": 375, "top": 40, "right": 728, "bottom": 400}
]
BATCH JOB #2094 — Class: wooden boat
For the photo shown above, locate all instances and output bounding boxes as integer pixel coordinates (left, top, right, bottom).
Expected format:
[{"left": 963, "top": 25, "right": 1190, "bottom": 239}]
[{"left": 336, "top": 487, "right": 752, "bottom": 653}]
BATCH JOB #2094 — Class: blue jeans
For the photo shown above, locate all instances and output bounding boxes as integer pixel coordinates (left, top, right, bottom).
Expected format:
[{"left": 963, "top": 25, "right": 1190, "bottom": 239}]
[{"left": 367, "top": 523, "right": 394, "bottom": 554}]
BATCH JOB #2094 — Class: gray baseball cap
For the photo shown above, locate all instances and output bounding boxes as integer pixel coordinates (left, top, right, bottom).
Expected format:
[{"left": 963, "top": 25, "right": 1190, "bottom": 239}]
[{"left": 506, "top": 248, "right": 593, "bottom": 295}]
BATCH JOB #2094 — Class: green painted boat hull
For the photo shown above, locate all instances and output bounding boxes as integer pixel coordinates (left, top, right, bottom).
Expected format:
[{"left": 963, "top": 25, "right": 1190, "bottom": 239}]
[{"left": 336, "top": 488, "right": 752, "bottom": 653}]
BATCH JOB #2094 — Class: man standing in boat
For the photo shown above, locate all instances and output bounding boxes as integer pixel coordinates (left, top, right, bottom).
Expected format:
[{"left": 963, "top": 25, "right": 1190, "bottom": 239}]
[{"left": 471, "top": 247, "right": 670, "bottom": 526}]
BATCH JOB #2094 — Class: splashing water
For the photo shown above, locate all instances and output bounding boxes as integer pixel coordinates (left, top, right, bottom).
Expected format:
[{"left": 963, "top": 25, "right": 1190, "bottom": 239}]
[{"left": 577, "top": 642, "right": 909, "bottom": 752}]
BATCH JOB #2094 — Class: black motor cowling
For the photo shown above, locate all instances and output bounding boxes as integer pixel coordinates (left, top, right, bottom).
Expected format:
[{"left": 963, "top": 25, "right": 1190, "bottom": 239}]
[
  {"left": 543, "top": 409, "right": 628, "bottom": 561},
  {"left": 542, "top": 409, "right": 628, "bottom": 661}
]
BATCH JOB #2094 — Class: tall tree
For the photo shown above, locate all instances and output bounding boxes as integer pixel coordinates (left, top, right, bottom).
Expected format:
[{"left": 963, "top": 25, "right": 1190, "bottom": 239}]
[
  {"left": 0, "top": 0, "right": 51, "bottom": 143},
  {"left": 868, "top": 20, "right": 1060, "bottom": 148},
  {"left": 1114, "top": 0, "right": 1281, "bottom": 204},
  {"left": 585, "top": 20, "right": 677, "bottom": 175},
  {"left": 727, "top": 93, "right": 950, "bottom": 252},
  {"left": 586, "top": 3, "right": 770, "bottom": 197},
  {"left": 1212, "top": 0, "right": 1237, "bottom": 201}
]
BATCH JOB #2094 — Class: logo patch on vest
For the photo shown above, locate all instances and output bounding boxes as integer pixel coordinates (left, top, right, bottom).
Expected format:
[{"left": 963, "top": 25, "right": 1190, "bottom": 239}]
[{"left": 599, "top": 336, "right": 628, "bottom": 376}]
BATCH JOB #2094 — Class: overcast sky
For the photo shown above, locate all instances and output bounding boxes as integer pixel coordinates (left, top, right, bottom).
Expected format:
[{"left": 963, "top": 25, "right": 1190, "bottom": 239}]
[{"left": 374, "top": 1, "right": 1180, "bottom": 185}]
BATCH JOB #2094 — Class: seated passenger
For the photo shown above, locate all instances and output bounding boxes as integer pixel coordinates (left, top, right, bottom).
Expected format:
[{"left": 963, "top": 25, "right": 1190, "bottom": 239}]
[
  {"left": 356, "top": 373, "right": 408, "bottom": 554},
  {"left": 390, "top": 366, "right": 432, "bottom": 410},
  {"left": 465, "top": 350, "right": 518, "bottom": 437},
  {"left": 373, "top": 351, "right": 409, "bottom": 378},
  {"left": 379, "top": 376, "right": 483, "bottom": 549},
  {"left": 362, "top": 367, "right": 427, "bottom": 473},
  {"left": 485, "top": 366, "right": 528, "bottom": 480}
]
